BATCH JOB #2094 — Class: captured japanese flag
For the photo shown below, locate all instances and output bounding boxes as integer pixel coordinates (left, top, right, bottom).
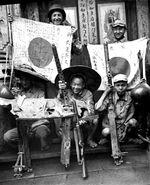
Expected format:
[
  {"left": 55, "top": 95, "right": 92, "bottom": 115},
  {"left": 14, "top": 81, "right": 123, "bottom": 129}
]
[
  {"left": 87, "top": 37, "right": 148, "bottom": 90},
  {"left": 12, "top": 18, "right": 72, "bottom": 82}
]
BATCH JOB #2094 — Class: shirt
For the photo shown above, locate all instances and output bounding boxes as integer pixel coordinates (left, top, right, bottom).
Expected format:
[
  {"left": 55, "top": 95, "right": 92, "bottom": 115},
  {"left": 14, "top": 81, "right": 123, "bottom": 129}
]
[
  {"left": 58, "top": 88, "right": 95, "bottom": 116},
  {"left": 18, "top": 87, "right": 45, "bottom": 98},
  {"left": 98, "top": 90, "right": 135, "bottom": 141}
]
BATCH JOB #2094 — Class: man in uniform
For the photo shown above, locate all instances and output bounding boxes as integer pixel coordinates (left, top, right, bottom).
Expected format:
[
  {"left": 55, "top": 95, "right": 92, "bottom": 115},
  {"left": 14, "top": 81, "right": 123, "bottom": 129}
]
[
  {"left": 95, "top": 74, "right": 139, "bottom": 145},
  {"left": 106, "top": 19, "right": 127, "bottom": 44}
]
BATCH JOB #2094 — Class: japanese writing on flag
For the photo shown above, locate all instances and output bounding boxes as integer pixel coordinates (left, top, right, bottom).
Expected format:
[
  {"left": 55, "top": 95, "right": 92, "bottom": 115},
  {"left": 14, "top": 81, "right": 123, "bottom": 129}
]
[
  {"left": 12, "top": 18, "right": 72, "bottom": 82},
  {"left": 87, "top": 38, "right": 148, "bottom": 90}
]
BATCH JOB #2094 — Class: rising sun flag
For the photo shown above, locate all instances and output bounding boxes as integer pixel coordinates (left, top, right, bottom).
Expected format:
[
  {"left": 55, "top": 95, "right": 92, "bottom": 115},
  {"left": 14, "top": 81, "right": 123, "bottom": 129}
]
[
  {"left": 11, "top": 17, "right": 72, "bottom": 83},
  {"left": 87, "top": 37, "right": 148, "bottom": 90}
]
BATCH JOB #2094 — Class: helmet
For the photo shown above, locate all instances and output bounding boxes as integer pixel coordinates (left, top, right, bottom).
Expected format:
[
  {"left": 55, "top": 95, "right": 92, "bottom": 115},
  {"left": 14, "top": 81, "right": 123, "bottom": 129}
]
[
  {"left": 113, "top": 74, "right": 128, "bottom": 84},
  {"left": 48, "top": 4, "right": 66, "bottom": 22},
  {"left": 112, "top": 19, "right": 127, "bottom": 29}
]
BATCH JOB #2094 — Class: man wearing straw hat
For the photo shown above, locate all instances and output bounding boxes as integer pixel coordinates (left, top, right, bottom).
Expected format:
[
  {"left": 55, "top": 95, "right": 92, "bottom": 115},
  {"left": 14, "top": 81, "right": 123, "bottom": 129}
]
[
  {"left": 55, "top": 65, "right": 101, "bottom": 148},
  {"left": 3, "top": 68, "right": 51, "bottom": 151}
]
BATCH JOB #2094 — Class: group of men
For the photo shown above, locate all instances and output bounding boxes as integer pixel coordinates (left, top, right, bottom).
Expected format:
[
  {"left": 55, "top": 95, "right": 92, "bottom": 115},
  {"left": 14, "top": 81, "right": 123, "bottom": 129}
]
[{"left": 0, "top": 3, "right": 145, "bottom": 165}]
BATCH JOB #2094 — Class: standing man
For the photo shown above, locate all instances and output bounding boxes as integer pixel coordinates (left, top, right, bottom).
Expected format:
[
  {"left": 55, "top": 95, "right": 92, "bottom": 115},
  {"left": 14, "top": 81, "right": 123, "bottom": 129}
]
[
  {"left": 106, "top": 19, "right": 127, "bottom": 44},
  {"left": 48, "top": 3, "right": 83, "bottom": 57}
]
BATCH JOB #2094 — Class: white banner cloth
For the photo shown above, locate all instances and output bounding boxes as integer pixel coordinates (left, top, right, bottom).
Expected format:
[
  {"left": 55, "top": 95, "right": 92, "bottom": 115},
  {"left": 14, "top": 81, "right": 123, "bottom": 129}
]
[
  {"left": 88, "top": 38, "right": 148, "bottom": 90},
  {"left": 12, "top": 18, "right": 72, "bottom": 83}
]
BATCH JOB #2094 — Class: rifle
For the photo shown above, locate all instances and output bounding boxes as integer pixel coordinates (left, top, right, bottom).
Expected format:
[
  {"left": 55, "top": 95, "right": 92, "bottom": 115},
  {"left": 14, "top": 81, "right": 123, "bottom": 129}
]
[
  {"left": 104, "top": 42, "right": 123, "bottom": 165},
  {"left": 72, "top": 100, "right": 88, "bottom": 179},
  {"left": 52, "top": 44, "right": 72, "bottom": 168}
]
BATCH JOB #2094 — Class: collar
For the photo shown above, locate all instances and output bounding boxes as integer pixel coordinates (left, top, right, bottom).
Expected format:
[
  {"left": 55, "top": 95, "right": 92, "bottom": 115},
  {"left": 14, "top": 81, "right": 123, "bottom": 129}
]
[
  {"left": 69, "top": 89, "right": 87, "bottom": 99},
  {"left": 114, "top": 91, "right": 128, "bottom": 104}
]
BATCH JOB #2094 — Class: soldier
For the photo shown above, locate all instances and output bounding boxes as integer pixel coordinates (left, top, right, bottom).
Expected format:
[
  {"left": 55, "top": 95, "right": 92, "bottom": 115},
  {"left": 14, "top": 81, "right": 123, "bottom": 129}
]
[
  {"left": 95, "top": 74, "right": 141, "bottom": 145},
  {"left": 48, "top": 3, "right": 83, "bottom": 57},
  {"left": 55, "top": 65, "right": 101, "bottom": 148},
  {"left": 106, "top": 19, "right": 127, "bottom": 44},
  {"left": 4, "top": 69, "right": 51, "bottom": 151}
]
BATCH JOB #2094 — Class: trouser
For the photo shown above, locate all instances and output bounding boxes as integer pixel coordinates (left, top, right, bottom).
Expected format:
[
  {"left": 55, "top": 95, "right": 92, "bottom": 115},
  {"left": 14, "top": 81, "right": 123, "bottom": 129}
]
[{"left": 4, "top": 125, "right": 51, "bottom": 150}]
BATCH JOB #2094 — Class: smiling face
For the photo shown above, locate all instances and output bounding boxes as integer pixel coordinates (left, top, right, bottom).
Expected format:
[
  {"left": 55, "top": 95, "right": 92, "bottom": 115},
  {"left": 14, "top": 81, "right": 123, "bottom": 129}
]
[
  {"left": 51, "top": 11, "right": 63, "bottom": 25},
  {"left": 114, "top": 81, "right": 128, "bottom": 96},
  {"left": 113, "top": 26, "right": 126, "bottom": 41},
  {"left": 70, "top": 77, "right": 85, "bottom": 95}
]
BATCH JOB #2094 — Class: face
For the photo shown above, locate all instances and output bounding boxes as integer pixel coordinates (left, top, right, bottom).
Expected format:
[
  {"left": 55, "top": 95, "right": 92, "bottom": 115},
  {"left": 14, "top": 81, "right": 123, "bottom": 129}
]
[
  {"left": 113, "top": 26, "right": 126, "bottom": 41},
  {"left": 114, "top": 81, "right": 127, "bottom": 96},
  {"left": 70, "top": 77, "right": 85, "bottom": 95},
  {"left": 51, "top": 11, "right": 63, "bottom": 25}
]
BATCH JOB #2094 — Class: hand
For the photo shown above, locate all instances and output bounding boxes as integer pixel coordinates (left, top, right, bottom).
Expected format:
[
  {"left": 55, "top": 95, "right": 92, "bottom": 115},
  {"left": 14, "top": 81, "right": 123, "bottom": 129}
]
[
  {"left": 58, "top": 80, "right": 67, "bottom": 90},
  {"left": 71, "top": 26, "right": 77, "bottom": 34}
]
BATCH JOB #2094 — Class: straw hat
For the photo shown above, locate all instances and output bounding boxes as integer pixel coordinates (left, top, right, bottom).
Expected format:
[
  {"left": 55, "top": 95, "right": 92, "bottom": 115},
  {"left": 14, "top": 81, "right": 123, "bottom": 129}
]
[{"left": 55, "top": 65, "right": 101, "bottom": 92}]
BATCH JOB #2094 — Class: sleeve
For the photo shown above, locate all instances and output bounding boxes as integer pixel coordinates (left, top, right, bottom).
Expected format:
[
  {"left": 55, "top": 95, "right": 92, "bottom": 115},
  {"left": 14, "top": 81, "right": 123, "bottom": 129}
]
[
  {"left": 124, "top": 99, "right": 135, "bottom": 124},
  {"left": 85, "top": 91, "right": 95, "bottom": 115},
  {"left": 71, "top": 29, "right": 83, "bottom": 55},
  {"left": 97, "top": 95, "right": 109, "bottom": 112}
]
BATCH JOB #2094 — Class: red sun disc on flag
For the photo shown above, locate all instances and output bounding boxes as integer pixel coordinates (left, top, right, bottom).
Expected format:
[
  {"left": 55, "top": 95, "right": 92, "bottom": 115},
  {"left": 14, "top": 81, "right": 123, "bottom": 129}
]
[
  {"left": 109, "top": 57, "right": 130, "bottom": 77},
  {"left": 28, "top": 37, "right": 53, "bottom": 68}
]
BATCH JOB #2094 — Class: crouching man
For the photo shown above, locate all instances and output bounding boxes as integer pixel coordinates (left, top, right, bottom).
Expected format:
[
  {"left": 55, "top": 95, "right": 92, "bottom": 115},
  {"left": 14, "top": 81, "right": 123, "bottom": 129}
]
[{"left": 95, "top": 74, "right": 141, "bottom": 145}]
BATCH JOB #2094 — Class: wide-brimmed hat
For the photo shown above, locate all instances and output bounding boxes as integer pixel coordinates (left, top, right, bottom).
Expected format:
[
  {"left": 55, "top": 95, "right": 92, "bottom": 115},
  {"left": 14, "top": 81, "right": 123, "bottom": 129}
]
[
  {"left": 3, "top": 67, "right": 48, "bottom": 82},
  {"left": 55, "top": 65, "right": 101, "bottom": 92},
  {"left": 109, "top": 57, "right": 130, "bottom": 77},
  {"left": 112, "top": 19, "right": 127, "bottom": 29},
  {"left": 48, "top": 4, "right": 66, "bottom": 22}
]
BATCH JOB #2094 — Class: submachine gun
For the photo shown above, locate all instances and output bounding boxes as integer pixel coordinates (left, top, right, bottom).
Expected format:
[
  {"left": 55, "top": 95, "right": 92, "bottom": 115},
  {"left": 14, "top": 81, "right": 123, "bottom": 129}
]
[
  {"left": 52, "top": 44, "right": 88, "bottom": 178},
  {"left": 104, "top": 42, "right": 124, "bottom": 165}
]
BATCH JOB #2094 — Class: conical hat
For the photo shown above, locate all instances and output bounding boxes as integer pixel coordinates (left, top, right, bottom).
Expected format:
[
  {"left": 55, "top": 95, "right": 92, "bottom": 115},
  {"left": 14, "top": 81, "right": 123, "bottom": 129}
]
[
  {"left": 3, "top": 67, "right": 48, "bottom": 82},
  {"left": 55, "top": 65, "right": 101, "bottom": 92}
]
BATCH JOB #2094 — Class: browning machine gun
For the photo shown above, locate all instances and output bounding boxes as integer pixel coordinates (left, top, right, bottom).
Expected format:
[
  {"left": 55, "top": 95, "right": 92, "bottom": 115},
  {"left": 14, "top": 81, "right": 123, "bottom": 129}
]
[
  {"left": 52, "top": 44, "right": 90, "bottom": 178},
  {"left": 52, "top": 44, "right": 72, "bottom": 168},
  {"left": 104, "top": 42, "right": 123, "bottom": 165},
  {"left": 72, "top": 100, "right": 88, "bottom": 179}
]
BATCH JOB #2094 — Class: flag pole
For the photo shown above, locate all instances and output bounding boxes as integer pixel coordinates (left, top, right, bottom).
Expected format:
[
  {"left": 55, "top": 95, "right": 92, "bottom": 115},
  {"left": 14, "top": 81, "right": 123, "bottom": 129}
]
[{"left": 6, "top": 4, "right": 14, "bottom": 90}]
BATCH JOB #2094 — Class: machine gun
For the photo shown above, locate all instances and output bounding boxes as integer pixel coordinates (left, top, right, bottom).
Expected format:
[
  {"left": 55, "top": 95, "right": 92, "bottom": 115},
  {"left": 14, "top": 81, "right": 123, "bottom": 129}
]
[
  {"left": 52, "top": 44, "right": 73, "bottom": 168},
  {"left": 72, "top": 100, "right": 88, "bottom": 179},
  {"left": 104, "top": 42, "right": 123, "bottom": 165}
]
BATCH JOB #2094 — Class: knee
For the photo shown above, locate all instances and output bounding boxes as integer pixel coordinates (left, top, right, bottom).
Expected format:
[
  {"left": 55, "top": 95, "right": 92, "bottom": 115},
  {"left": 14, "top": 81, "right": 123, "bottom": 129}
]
[
  {"left": 4, "top": 128, "right": 18, "bottom": 143},
  {"left": 35, "top": 125, "right": 50, "bottom": 138},
  {"left": 128, "top": 118, "right": 137, "bottom": 128},
  {"left": 102, "top": 127, "right": 110, "bottom": 137},
  {"left": 4, "top": 132, "right": 10, "bottom": 143}
]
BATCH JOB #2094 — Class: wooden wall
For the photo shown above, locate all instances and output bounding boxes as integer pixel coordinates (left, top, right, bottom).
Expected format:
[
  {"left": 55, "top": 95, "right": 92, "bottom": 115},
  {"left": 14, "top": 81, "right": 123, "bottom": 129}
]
[{"left": 7, "top": 0, "right": 149, "bottom": 43}]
